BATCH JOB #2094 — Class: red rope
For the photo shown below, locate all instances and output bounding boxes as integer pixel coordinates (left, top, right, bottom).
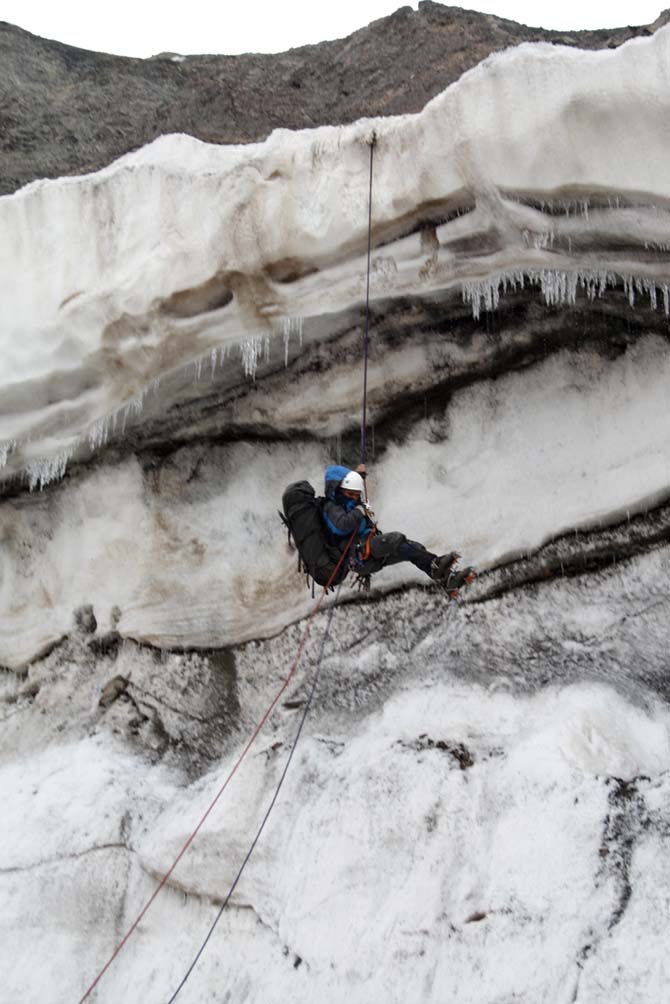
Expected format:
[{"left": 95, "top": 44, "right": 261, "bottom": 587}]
[{"left": 76, "top": 534, "right": 356, "bottom": 1004}]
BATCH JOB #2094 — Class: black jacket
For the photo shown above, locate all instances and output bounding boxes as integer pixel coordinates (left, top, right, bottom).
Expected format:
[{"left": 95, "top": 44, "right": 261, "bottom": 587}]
[{"left": 322, "top": 465, "right": 373, "bottom": 546}]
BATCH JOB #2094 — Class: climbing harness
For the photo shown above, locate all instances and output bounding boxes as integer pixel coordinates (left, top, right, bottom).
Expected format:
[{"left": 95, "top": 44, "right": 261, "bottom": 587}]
[
  {"left": 358, "top": 525, "right": 377, "bottom": 563},
  {"left": 76, "top": 134, "right": 377, "bottom": 1004}
]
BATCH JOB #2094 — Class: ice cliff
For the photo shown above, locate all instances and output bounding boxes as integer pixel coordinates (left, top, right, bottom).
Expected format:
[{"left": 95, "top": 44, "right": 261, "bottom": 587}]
[{"left": 2, "top": 21, "right": 670, "bottom": 1004}]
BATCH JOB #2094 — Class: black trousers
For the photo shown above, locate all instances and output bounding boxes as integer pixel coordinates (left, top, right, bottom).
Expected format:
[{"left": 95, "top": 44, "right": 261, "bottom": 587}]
[{"left": 354, "top": 531, "right": 435, "bottom": 577}]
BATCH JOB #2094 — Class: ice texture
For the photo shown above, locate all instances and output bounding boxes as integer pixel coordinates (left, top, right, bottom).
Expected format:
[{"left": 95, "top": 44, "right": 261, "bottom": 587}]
[
  {"left": 2, "top": 28, "right": 670, "bottom": 480},
  {"left": 4, "top": 606, "right": 670, "bottom": 1004},
  {"left": 6, "top": 316, "right": 304, "bottom": 490},
  {"left": 3, "top": 27, "right": 670, "bottom": 1004},
  {"left": 3, "top": 331, "right": 670, "bottom": 667}
]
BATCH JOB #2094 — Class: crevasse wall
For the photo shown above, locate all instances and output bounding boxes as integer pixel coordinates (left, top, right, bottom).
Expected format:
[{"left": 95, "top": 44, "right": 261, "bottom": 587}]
[
  {"left": 3, "top": 25, "right": 670, "bottom": 1004},
  {"left": 1, "top": 28, "right": 670, "bottom": 473},
  {"left": 3, "top": 333, "right": 670, "bottom": 668},
  {"left": 2, "top": 29, "right": 670, "bottom": 666}
]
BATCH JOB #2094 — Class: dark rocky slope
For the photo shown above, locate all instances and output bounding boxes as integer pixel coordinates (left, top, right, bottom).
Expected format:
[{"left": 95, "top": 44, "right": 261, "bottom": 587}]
[{"left": 2, "top": 2, "right": 669, "bottom": 196}]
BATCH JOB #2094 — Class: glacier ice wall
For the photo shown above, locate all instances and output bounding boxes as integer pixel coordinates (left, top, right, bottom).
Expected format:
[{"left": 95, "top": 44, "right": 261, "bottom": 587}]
[
  {"left": 3, "top": 24, "right": 670, "bottom": 1004},
  {"left": 3, "top": 334, "right": 670, "bottom": 668},
  {"left": 2, "top": 27, "right": 670, "bottom": 480},
  {"left": 2, "top": 28, "right": 670, "bottom": 666}
]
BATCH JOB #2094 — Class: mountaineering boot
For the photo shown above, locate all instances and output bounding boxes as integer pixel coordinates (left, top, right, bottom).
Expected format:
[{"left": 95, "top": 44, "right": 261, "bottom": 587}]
[
  {"left": 442, "top": 566, "right": 477, "bottom": 598},
  {"left": 430, "top": 552, "right": 461, "bottom": 582}
]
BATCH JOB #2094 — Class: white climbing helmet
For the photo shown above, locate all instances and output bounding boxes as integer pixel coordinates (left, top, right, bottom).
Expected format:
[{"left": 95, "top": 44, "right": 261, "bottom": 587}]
[{"left": 340, "top": 470, "right": 364, "bottom": 494}]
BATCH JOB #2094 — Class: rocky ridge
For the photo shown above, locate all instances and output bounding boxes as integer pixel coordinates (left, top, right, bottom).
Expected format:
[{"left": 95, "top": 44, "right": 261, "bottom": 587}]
[{"left": 1, "top": 2, "right": 669, "bottom": 196}]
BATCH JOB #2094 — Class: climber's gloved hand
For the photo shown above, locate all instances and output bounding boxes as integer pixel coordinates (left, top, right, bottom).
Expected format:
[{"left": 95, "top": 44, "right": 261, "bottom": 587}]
[
  {"left": 355, "top": 501, "right": 375, "bottom": 520},
  {"left": 355, "top": 463, "right": 367, "bottom": 480}
]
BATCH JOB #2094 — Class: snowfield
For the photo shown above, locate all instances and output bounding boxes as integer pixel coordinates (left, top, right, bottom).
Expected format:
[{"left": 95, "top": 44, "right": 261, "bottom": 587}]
[{"left": 2, "top": 23, "right": 670, "bottom": 1004}]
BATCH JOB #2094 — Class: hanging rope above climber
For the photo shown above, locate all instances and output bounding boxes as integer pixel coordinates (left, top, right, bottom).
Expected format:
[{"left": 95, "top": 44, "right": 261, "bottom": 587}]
[{"left": 280, "top": 134, "right": 476, "bottom": 599}]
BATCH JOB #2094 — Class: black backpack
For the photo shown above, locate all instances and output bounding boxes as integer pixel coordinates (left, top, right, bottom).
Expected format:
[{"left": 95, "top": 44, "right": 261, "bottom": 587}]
[{"left": 280, "top": 481, "right": 350, "bottom": 588}]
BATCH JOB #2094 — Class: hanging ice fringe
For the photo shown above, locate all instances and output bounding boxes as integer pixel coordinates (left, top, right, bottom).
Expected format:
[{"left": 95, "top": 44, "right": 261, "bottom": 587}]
[
  {"left": 21, "top": 318, "right": 310, "bottom": 491},
  {"left": 462, "top": 269, "right": 670, "bottom": 320}
]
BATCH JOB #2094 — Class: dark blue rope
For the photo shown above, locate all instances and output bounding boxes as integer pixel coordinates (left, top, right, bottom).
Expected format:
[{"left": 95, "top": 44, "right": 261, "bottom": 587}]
[{"left": 361, "top": 135, "right": 376, "bottom": 466}]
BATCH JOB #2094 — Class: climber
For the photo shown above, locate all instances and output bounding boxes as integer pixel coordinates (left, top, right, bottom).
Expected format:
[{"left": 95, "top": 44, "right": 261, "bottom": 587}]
[{"left": 321, "top": 463, "right": 476, "bottom": 592}]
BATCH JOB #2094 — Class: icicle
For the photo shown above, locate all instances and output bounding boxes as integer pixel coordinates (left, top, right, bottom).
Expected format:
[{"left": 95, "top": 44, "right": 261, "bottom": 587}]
[
  {"left": 88, "top": 416, "right": 109, "bottom": 451},
  {"left": 26, "top": 448, "right": 73, "bottom": 492},
  {"left": 644, "top": 279, "right": 657, "bottom": 311},
  {"left": 462, "top": 271, "right": 525, "bottom": 319},
  {"left": 274, "top": 316, "right": 304, "bottom": 365},
  {"left": 240, "top": 336, "right": 264, "bottom": 379},
  {"left": 462, "top": 278, "right": 499, "bottom": 320},
  {"left": 623, "top": 276, "right": 636, "bottom": 307},
  {"left": 578, "top": 270, "right": 615, "bottom": 303},
  {"left": 463, "top": 268, "right": 668, "bottom": 319},
  {"left": 0, "top": 441, "right": 15, "bottom": 469},
  {"left": 213, "top": 343, "right": 228, "bottom": 375},
  {"left": 87, "top": 387, "right": 157, "bottom": 452},
  {"left": 540, "top": 270, "right": 578, "bottom": 307},
  {"left": 129, "top": 389, "right": 146, "bottom": 417}
]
